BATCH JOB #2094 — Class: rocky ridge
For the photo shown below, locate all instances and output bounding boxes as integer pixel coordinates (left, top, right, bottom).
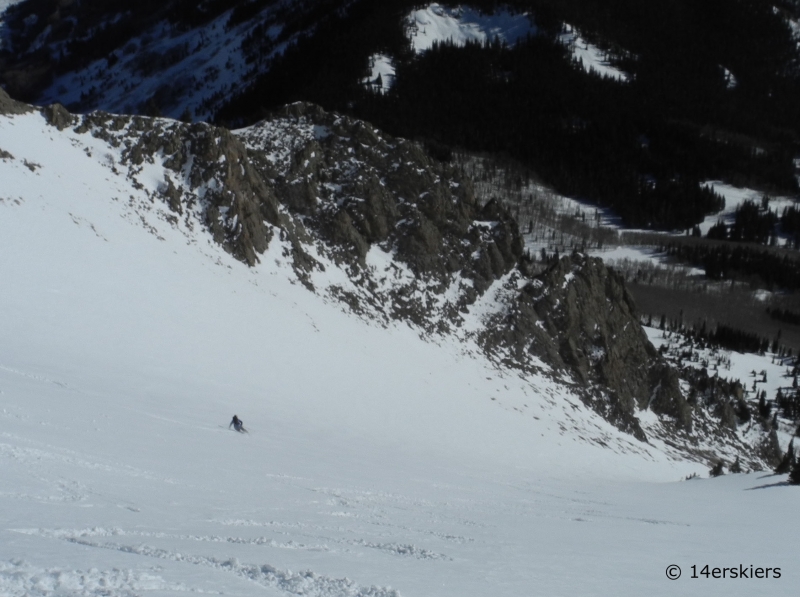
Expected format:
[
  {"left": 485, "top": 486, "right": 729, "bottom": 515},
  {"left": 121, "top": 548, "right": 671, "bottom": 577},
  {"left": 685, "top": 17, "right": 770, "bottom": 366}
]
[{"left": 0, "top": 89, "right": 775, "bottom": 468}]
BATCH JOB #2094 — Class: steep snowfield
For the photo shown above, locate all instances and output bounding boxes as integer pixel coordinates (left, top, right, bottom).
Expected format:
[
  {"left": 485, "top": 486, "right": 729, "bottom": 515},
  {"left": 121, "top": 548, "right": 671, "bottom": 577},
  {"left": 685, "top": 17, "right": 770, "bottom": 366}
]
[{"left": 1, "top": 109, "right": 798, "bottom": 596}]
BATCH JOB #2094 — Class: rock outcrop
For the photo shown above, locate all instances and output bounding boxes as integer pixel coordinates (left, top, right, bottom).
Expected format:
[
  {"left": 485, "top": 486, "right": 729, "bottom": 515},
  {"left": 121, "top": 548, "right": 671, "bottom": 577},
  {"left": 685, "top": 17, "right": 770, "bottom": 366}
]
[
  {"left": 1, "top": 95, "right": 775, "bottom": 464},
  {"left": 234, "top": 105, "right": 690, "bottom": 441},
  {"left": 237, "top": 103, "right": 523, "bottom": 293}
]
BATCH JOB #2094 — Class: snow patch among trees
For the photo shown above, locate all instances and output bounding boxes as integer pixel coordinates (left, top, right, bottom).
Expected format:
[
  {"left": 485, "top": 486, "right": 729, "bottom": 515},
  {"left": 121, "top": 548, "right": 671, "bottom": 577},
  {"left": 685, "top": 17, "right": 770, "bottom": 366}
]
[
  {"left": 406, "top": 3, "right": 536, "bottom": 53},
  {"left": 363, "top": 54, "right": 396, "bottom": 93},
  {"left": 560, "top": 25, "right": 629, "bottom": 82}
]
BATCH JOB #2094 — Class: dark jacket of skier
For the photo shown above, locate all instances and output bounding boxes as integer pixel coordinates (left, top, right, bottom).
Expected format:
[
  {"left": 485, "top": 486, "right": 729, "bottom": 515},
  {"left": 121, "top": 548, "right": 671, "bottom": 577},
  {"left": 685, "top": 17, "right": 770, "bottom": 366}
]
[{"left": 229, "top": 415, "right": 244, "bottom": 432}]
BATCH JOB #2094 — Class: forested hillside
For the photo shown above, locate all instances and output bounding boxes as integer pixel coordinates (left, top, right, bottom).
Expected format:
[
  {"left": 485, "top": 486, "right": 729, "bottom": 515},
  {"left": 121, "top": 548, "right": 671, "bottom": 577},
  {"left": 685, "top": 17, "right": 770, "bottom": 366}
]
[
  {"left": 3, "top": 0, "right": 800, "bottom": 230},
  {"left": 217, "top": 0, "right": 800, "bottom": 230}
]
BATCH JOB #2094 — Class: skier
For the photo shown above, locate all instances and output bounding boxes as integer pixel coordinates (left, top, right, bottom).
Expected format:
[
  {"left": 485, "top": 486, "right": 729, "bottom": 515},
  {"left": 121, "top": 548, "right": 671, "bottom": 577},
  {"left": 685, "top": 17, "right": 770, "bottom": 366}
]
[{"left": 229, "top": 415, "right": 246, "bottom": 433}]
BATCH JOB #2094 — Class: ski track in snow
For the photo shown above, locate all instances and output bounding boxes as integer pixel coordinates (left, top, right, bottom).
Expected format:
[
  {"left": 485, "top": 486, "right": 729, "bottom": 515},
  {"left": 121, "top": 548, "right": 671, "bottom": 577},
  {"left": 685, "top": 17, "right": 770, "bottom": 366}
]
[
  {"left": 406, "top": 3, "right": 535, "bottom": 54},
  {"left": 0, "top": 560, "right": 196, "bottom": 597},
  {"left": 0, "top": 437, "right": 170, "bottom": 484},
  {"left": 7, "top": 536, "right": 402, "bottom": 597}
]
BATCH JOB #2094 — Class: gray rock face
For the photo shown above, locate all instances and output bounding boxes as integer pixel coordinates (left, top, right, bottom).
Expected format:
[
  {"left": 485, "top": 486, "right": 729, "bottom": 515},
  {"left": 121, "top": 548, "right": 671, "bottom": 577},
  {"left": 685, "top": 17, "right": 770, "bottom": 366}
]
[
  {"left": 5, "top": 95, "right": 774, "bottom": 464},
  {"left": 476, "top": 254, "right": 690, "bottom": 440},
  {"left": 234, "top": 106, "right": 689, "bottom": 442},
  {"left": 0, "top": 87, "right": 32, "bottom": 115},
  {"left": 41, "top": 103, "right": 74, "bottom": 130},
  {"left": 67, "top": 110, "right": 290, "bottom": 267},
  {"left": 534, "top": 256, "right": 689, "bottom": 428},
  {"left": 238, "top": 103, "right": 523, "bottom": 292}
]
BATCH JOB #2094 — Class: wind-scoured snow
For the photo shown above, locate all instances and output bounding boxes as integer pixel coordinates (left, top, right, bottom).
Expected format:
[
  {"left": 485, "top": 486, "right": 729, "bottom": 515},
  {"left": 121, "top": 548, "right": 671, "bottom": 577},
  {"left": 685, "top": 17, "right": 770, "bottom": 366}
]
[
  {"left": 560, "top": 25, "right": 629, "bottom": 82},
  {"left": 406, "top": 3, "right": 535, "bottom": 53},
  {"left": 1, "top": 107, "right": 798, "bottom": 596}
]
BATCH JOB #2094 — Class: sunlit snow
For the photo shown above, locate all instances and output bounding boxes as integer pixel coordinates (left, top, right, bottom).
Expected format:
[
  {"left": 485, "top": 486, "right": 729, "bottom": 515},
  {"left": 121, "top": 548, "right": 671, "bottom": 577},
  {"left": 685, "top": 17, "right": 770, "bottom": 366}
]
[
  {"left": 698, "top": 181, "right": 796, "bottom": 239},
  {"left": 560, "top": 25, "right": 629, "bottom": 82},
  {"left": 362, "top": 54, "right": 396, "bottom": 93},
  {"left": 0, "top": 108, "right": 797, "bottom": 596},
  {"left": 406, "top": 3, "right": 535, "bottom": 53}
]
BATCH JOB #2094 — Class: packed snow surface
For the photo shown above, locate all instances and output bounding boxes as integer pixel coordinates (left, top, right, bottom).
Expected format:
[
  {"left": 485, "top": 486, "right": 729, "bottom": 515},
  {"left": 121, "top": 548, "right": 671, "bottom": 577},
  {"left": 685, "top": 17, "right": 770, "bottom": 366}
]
[
  {"left": 0, "top": 109, "right": 798, "bottom": 596},
  {"left": 407, "top": 3, "right": 535, "bottom": 53}
]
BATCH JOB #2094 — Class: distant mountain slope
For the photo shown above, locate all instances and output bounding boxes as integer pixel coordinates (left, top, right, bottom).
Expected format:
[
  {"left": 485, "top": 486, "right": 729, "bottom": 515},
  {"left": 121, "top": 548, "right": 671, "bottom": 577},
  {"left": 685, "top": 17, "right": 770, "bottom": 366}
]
[{"left": 5, "top": 1, "right": 797, "bottom": 233}]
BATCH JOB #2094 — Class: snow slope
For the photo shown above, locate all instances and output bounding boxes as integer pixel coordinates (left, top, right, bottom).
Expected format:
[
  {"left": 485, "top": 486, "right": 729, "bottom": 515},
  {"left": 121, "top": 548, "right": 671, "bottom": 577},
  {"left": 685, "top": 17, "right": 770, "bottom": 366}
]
[
  {"left": 406, "top": 3, "right": 535, "bottom": 53},
  {"left": 560, "top": 25, "right": 629, "bottom": 82},
  {"left": 1, "top": 108, "right": 798, "bottom": 596},
  {"left": 0, "top": 0, "right": 22, "bottom": 50},
  {"left": 362, "top": 54, "right": 396, "bottom": 93}
]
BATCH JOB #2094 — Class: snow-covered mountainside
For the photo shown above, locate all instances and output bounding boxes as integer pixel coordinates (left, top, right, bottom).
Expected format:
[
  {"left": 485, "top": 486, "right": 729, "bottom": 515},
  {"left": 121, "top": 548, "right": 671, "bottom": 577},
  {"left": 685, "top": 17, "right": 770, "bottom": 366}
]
[
  {"left": 559, "top": 24, "right": 629, "bottom": 82},
  {"left": 0, "top": 0, "right": 334, "bottom": 119},
  {"left": 0, "top": 1, "right": 627, "bottom": 119},
  {"left": 406, "top": 3, "right": 536, "bottom": 53},
  {"left": 0, "top": 89, "right": 784, "bottom": 463},
  {"left": 1, "top": 89, "right": 798, "bottom": 596}
]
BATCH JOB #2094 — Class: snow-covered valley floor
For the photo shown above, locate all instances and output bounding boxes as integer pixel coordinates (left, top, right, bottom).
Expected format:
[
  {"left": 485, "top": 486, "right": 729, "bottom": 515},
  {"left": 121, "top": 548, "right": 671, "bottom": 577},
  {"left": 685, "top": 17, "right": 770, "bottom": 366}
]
[{"left": 1, "top": 109, "right": 797, "bottom": 596}]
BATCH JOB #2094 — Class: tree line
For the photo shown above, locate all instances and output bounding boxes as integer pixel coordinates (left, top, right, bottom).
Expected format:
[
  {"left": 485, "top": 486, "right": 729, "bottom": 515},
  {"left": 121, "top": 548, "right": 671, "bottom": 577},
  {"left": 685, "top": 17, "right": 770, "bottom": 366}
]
[{"left": 663, "top": 242, "right": 800, "bottom": 290}]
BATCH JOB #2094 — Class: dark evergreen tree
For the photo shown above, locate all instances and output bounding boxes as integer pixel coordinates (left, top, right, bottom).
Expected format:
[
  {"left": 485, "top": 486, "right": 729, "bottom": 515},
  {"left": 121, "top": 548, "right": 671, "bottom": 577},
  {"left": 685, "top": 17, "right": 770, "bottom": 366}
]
[
  {"left": 709, "top": 460, "right": 725, "bottom": 477},
  {"left": 706, "top": 220, "right": 728, "bottom": 240},
  {"left": 775, "top": 438, "right": 796, "bottom": 474},
  {"left": 789, "top": 459, "right": 800, "bottom": 485},
  {"left": 758, "top": 392, "right": 771, "bottom": 420}
]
